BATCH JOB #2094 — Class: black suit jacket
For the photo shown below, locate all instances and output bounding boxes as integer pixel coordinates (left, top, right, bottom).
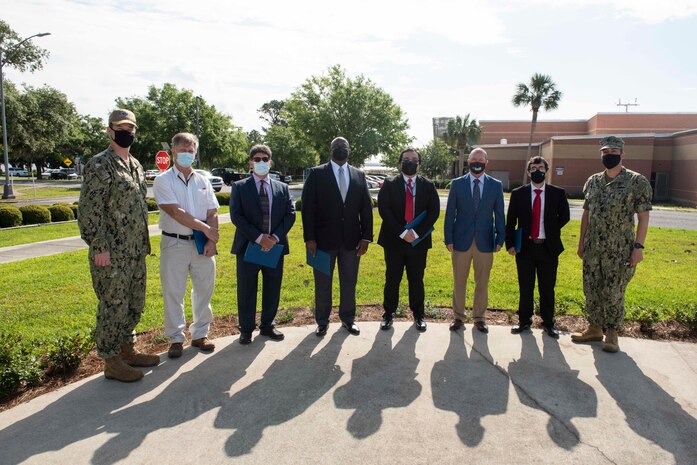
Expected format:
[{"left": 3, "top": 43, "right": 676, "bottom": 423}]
[
  {"left": 301, "top": 162, "right": 373, "bottom": 250},
  {"left": 377, "top": 174, "right": 440, "bottom": 251},
  {"left": 505, "top": 183, "right": 570, "bottom": 257},
  {"left": 230, "top": 176, "right": 296, "bottom": 255}
]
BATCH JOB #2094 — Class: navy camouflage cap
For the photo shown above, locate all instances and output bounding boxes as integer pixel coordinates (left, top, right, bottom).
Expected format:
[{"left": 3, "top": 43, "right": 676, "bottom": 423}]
[
  {"left": 108, "top": 109, "right": 138, "bottom": 128},
  {"left": 599, "top": 136, "right": 624, "bottom": 151}
]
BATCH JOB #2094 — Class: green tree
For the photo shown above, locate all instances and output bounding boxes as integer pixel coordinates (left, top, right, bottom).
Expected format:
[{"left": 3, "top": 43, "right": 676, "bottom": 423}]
[
  {"left": 258, "top": 99, "right": 287, "bottom": 129},
  {"left": 263, "top": 124, "right": 320, "bottom": 173},
  {"left": 284, "top": 65, "right": 411, "bottom": 167},
  {"left": 512, "top": 73, "right": 563, "bottom": 158},
  {"left": 419, "top": 139, "right": 452, "bottom": 180},
  {"left": 443, "top": 114, "right": 481, "bottom": 175},
  {"left": 246, "top": 129, "right": 264, "bottom": 146},
  {"left": 71, "top": 115, "right": 107, "bottom": 164},
  {"left": 0, "top": 20, "right": 50, "bottom": 72},
  {"left": 115, "top": 83, "right": 247, "bottom": 169}
]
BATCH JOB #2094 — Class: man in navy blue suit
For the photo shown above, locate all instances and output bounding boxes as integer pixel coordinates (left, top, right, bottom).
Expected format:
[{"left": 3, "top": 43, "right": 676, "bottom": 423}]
[
  {"left": 444, "top": 148, "right": 505, "bottom": 333},
  {"left": 230, "top": 145, "right": 296, "bottom": 344}
]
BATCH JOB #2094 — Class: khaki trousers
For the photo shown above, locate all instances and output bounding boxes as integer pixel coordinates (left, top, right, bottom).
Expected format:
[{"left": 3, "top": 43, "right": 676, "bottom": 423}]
[{"left": 451, "top": 243, "right": 493, "bottom": 322}]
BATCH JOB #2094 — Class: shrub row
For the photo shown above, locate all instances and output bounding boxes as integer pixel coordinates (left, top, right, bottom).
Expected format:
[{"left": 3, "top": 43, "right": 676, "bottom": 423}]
[
  {"left": 0, "top": 199, "right": 159, "bottom": 229},
  {"left": 0, "top": 331, "right": 94, "bottom": 400}
]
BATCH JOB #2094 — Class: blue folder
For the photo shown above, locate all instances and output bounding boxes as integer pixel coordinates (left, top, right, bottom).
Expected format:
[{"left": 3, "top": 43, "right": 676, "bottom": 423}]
[
  {"left": 193, "top": 230, "right": 208, "bottom": 255},
  {"left": 307, "top": 248, "right": 331, "bottom": 276},
  {"left": 411, "top": 227, "right": 434, "bottom": 247},
  {"left": 514, "top": 228, "right": 523, "bottom": 253},
  {"left": 405, "top": 210, "right": 433, "bottom": 247},
  {"left": 244, "top": 242, "right": 284, "bottom": 268}
]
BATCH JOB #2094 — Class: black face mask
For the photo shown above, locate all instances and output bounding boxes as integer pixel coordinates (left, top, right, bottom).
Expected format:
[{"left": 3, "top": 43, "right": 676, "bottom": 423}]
[
  {"left": 530, "top": 170, "right": 546, "bottom": 184},
  {"left": 469, "top": 162, "right": 485, "bottom": 174},
  {"left": 332, "top": 148, "right": 349, "bottom": 162},
  {"left": 602, "top": 153, "right": 621, "bottom": 169},
  {"left": 401, "top": 160, "right": 418, "bottom": 176},
  {"left": 112, "top": 129, "right": 135, "bottom": 148}
]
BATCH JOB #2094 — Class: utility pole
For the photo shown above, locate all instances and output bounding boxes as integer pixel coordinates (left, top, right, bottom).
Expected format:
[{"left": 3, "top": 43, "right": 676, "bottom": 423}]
[{"left": 617, "top": 98, "right": 640, "bottom": 113}]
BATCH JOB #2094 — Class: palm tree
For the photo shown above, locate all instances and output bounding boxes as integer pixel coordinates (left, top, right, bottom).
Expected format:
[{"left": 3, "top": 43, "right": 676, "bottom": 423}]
[
  {"left": 443, "top": 114, "right": 482, "bottom": 175},
  {"left": 512, "top": 73, "right": 563, "bottom": 159}
]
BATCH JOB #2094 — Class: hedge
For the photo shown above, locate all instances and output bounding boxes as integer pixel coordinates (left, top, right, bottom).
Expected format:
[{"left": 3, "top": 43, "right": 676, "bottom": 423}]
[
  {"left": 47, "top": 204, "right": 75, "bottom": 222},
  {"left": 19, "top": 205, "right": 51, "bottom": 225},
  {"left": 215, "top": 192, "right": 231, "bottom": 206},
  {"left": 146, "top": 198, "right": 159, "bottom": 211},
  {"left": 0, "top": 205, "right": 23, "bottom": 228}
]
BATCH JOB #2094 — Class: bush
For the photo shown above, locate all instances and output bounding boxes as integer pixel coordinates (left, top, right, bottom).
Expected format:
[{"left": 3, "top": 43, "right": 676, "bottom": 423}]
[
  {"left": 146, "top": 198, "right": 159, "bottom": 211},
  {"left": 42, "top": 332, "right": 95, "bottom": 377},
  {"left": 48, "top": 204, "right": 75, "bottom": 222},
  {"left": 19, "top": 205, "right": 51, "bottom": 225},
  {"left": 69, "top": 203, "right": 79, "bottom": 219},
  {"left": 215, "top": 192, "right": 231, "bottom": 206},
  {"left": 0, "top": 334, "right": 43, "bottom": 399},
  {"left": 371, "top": 197, "right": 378, "bottom": 208},
  {"left": 295, "top": 198, "right": 302, "bottom": 212},
  {"left": 0, "top": 205, "right": 23, "bottom": 228}
]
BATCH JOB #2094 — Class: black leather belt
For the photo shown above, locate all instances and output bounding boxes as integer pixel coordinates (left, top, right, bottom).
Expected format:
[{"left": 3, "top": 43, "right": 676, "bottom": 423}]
[
  {"left": 530, "top": 238, "right": 546, "bottom": 244},
  {"left": 162, "top": 231, "right": 194, "bottom": 240}
]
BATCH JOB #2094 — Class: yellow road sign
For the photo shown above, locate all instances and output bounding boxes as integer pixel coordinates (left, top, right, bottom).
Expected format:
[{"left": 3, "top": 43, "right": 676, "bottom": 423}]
[{"left": 64, "top": 158, "right": 72, "bottom": 166}]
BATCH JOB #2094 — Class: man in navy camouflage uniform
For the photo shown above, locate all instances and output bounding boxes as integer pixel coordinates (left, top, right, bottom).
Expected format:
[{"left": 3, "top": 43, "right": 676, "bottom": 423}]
[
  {"left": 572, "top": 136, "right": 652, "bottom": 353},
  {"left": 78, "top": 109, "right": 159, "bottom": 382}
]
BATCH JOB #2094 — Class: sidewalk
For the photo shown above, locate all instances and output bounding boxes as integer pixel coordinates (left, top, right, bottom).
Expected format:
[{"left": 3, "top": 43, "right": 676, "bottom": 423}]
[
  {"left": 0, "top": 214, "right": 232, "bottom": 264},
  {"left": 0, "top": 322, "right": 695, "bottom": 464}
]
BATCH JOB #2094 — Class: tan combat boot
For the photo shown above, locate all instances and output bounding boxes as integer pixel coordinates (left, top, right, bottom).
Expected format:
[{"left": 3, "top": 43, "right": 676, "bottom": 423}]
[
  {"left": 571, "top": 324, "right": 604, "bottom": 343},
  {"left": 120, "top": 343, "right": 160, "bottom": 367},
  {"left": 602, "top": 329, "right": 619, "bottom": 353},
  {"left": 104, "top": 356, "right": 144, "bottom": 382}
]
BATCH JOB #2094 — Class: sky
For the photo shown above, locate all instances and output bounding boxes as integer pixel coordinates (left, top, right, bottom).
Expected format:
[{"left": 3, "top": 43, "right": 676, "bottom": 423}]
[{"left": 4, "top": 0, "right": 697, "bottom": 146}]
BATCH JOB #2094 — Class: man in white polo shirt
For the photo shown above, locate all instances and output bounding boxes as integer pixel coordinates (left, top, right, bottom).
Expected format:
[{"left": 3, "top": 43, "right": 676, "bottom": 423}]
[{"left": 153, "top": 132, "right": 220, "bottom": 358}]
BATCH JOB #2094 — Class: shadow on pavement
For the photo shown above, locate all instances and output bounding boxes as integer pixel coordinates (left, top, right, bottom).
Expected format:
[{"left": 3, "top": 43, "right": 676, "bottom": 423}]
[
  {"left": 431, "top": 329, "right": 509, "bottom": 447},
  {"left": 215, "top": 330, "right": 348, "bottom": 457},
  {"left": 593, "top": 345, "right": 697, "bottom": 465},
  {"left": 508, "top": 333, "right": 597, "bottom": 449},
  {"left": 333, "top": 327, "right": 422, "bottom": 439}
]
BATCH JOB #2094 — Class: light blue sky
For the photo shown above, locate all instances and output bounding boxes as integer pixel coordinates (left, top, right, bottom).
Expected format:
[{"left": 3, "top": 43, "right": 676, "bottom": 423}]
[{"left": 4, "top": 0, "right": 697, "bottom": 146}]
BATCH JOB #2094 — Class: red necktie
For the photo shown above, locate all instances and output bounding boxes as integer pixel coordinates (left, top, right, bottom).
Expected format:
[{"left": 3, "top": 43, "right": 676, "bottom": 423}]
[
  {"left": 531, "top": 188, "right": 542, "bottom": 240},
  {"left": 405, "top": 178, "right": 414, "bottom": 223}
]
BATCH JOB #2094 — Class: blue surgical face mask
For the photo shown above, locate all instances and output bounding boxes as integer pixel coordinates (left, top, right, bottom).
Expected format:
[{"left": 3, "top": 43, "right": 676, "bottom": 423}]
[
  {"left": 253, "top": 161, "right": 270, "bottom": 176},
  {"left": 176, "top": 152, "right": 195, "bottom": 168}
]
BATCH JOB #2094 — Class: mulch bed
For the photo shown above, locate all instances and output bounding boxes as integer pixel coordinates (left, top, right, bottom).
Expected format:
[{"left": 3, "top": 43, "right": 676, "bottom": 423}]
[{"left": 2, "top": 306, "right": 695, "bottom": 412}]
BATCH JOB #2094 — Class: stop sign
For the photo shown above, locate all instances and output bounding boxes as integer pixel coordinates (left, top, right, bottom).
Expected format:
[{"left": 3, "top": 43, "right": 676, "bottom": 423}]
[{"left": 155, "top": 151, "right": 170, "bottom": 171}]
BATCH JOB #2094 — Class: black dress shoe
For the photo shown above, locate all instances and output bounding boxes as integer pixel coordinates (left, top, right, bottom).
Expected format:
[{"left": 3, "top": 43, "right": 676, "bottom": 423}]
[
  {"left": 543, "top": 324, "right": 560, "bottom": 339},
  {"left": 511, "top": 323, "right": 531, "bottom": 334},
  {"left": 342, "top": 321, "right": 360, "bottom": 335},
  {"left": 414, "top": 318, "right": 427, "bottom": 332},
  {"left": 449, "top": 319, "right": 464, "bottom": 331},
  {"left": 380, "top": 315, "right": 394, "bottom": 330},
  {"left": 474, "top": 321, "right": 489, "bottom": 333},
  {"left": 260, "top": 327, "right": 285, "bottom": 341},
  {"left": 239, "top": 332, "right": 252, "bottom": 344},
  {"left": 316, "top": 325, "right": 328, "bottom": 337}
]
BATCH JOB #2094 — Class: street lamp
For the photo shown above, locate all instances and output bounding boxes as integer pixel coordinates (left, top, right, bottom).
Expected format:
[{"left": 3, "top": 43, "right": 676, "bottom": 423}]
[{"left": 1, "top": 32, "right": 51, "bottom": 199}]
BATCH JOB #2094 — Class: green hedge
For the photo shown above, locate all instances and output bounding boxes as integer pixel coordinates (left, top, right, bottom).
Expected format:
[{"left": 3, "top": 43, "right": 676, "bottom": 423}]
[
  {"left": 19, "top": 205, "right": 51, "bottom": 225},
  {"left": 215, "top": 192, "right": 231, "bottom": 206},
  {"left": 295, "top": 198, "right": 302, "bottom": 212},
  {"left": 48, "top": 204, "right": 75, "bottom": 222},
  {"left": 0, "top": 205, "right": 23, "bottom": 228},
  {"left": 146, "top": 198, "right": 159, "bottom": 211}
]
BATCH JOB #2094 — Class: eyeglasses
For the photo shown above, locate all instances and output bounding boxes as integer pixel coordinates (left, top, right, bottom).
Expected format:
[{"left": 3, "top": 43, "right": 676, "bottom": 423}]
[{"left": 253, "top": 157, "right": 269, "bottom": 162}]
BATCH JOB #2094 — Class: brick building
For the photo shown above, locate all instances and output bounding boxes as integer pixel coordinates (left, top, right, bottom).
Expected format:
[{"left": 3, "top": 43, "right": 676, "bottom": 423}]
[{"left": 469, "top": 113, "right": 697, "bottom": 206}]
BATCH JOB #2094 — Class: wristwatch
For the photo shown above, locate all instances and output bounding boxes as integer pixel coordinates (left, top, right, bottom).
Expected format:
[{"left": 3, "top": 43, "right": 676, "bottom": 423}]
[{"left": 633, "top": 242, "right": 645, "bottom": 249}]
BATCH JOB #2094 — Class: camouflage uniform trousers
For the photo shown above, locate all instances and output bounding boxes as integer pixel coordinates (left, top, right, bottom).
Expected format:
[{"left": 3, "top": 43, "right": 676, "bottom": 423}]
[
  {"left": 90, "top": 256, "right": 147, "bottom": 358},
  {"left": 582, "top": 243, "right": 635, "bottom": 330}
]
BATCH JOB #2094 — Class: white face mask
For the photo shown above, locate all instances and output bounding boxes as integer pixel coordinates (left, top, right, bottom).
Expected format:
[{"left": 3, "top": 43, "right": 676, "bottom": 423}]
[
  {"left": 253, "top": 161, "right": 270, "bottom": 176},
  {"left": 177, "top": 152, "right": 195, "bottom": 168}
]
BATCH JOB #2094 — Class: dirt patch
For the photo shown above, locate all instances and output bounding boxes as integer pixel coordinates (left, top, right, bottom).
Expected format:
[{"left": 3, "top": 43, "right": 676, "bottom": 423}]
[{"left": 2, "top": 306, "right": 695, "bottom": 412}]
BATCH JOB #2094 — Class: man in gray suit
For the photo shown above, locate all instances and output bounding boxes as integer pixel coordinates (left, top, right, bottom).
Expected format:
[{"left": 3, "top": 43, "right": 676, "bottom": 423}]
[{"left": 444, "top": 148, "right": 505, "bottom": 333}]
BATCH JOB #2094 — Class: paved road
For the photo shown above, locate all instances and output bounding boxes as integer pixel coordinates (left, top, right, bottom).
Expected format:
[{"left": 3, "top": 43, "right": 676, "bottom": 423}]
[{"left": 0, "top": 323, "right": 695, "bottom": 465}]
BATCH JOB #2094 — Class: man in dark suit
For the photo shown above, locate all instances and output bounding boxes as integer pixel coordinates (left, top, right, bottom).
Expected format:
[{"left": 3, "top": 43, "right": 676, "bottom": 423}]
[
  {"left": 444, "top": 148, "right": 505, "bottom": 333},
  {"left": 301, "top": 137, "right": 374, "bottom": 336},
  {"left": 230, "top": 144, "right": 296, "bottom": 344},
  {"left": 377, "top": 148, "right": 440, "bottom": 332},
  {"left": 505, "top": 156, "right": 570, "bottom": 339}
]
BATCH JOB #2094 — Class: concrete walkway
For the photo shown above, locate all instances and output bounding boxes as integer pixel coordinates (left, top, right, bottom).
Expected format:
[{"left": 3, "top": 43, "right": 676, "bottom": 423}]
[
  {"left": 1, "top": 323, "right": 695, "bottom": 464},
  {"left": 0, "top": 214, "right": 232, "bottom": 264}
]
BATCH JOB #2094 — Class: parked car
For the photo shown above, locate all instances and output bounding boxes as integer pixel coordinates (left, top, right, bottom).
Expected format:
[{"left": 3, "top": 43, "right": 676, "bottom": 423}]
[
  {"left": 41, "top": 168, "right": 58, "bottom": 179},
  {"left": 51, "top": 168, "right": 78, "bottom": 180},
  {"left": 8, "top": 167, "right": 29, "bottom": 177},
  {"left": 145, "top": 169, "right": 160, "bottom": 181},
  {"left": 195, "top": 169, "right": 223, "bottom": 192},
  {"left": 211, "top": 168, "right": 249, "bottom": 185}
]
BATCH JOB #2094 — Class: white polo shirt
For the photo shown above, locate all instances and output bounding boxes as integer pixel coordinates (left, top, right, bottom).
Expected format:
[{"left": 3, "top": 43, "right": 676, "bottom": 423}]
[{"left": 153, "top": 166, "right": 220, "bottom": 235}]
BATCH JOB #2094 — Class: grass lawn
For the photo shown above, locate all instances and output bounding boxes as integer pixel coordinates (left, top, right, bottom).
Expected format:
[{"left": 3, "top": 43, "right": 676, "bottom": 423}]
[
  {"left": 0, "top": 185, "right": 82, "bottom": 202},
  {"left": 1, "top": 213, "right": 695, "bottom": 342},
  {"left": 0, "top": 207, "right": 231, "bottom": 247}
]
